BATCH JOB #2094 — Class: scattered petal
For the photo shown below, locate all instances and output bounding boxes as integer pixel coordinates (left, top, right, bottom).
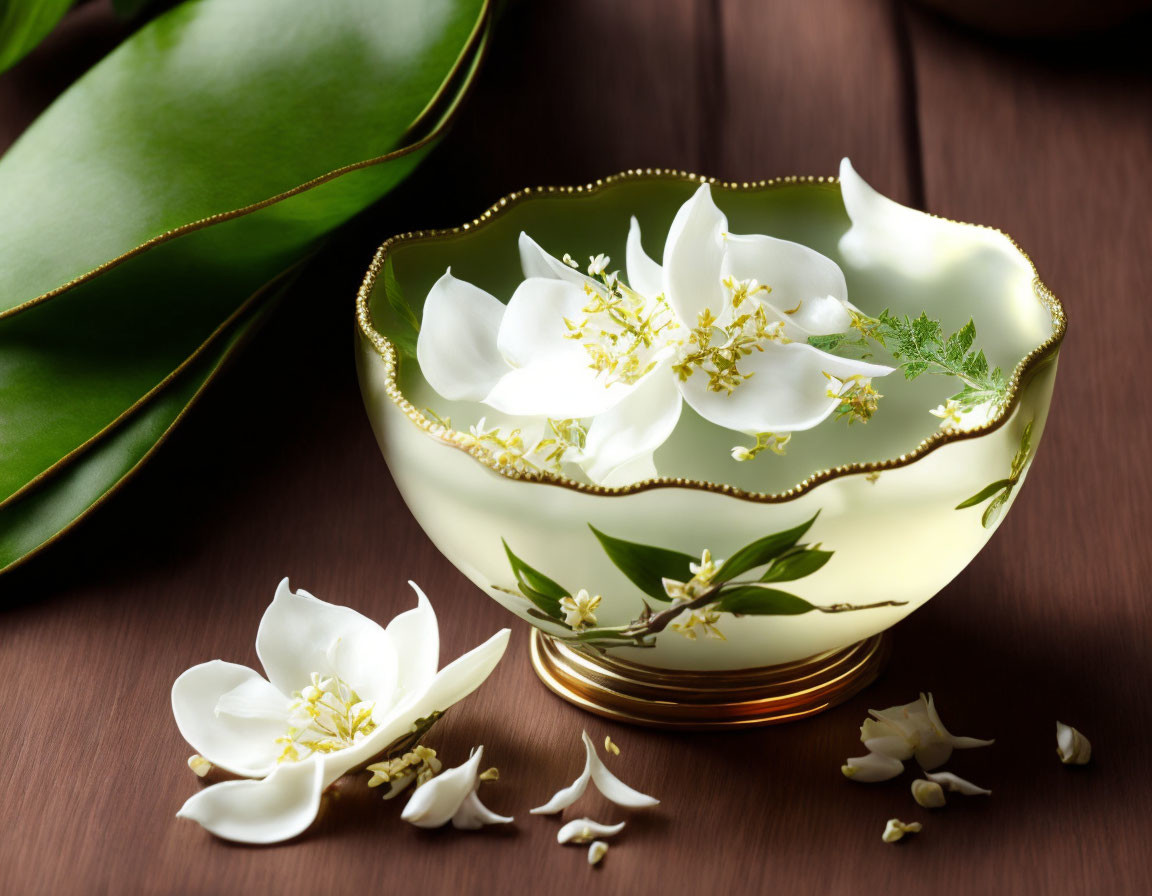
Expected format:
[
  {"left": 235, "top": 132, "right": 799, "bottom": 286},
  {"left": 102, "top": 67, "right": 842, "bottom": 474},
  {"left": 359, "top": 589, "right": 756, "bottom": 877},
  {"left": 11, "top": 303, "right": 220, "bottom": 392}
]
[
  {"left": 911, "top": 779, "right": 946, "bottom": 808},
  {"left": 882, "top": 818, "right": 922, "bottom": 843},
  {"left": 925, "top": 770, "right": 991, "bottom": 796},
  {"left": 557, "top": 818, "right": 626, "bottom": 844},
  {"left": 863, "top": 693, "right": 993, "bottom": 771},
  {"left": 531, "top": 731, "right": 658, "bottom": 813},
  {"left": 530, "top": 764, "right": 591, "bottom": 815},
  {"left": 187, "top": 755, "right": 212, "bottom": 777},
  {"left": 452, "top": 790, "right": 514, "bottom": 831},
  {"left": 479, "top": 767, "right": 500, "bottom": 782},
  {"left": 401, "top": 746, "right": 512, "bottom": 830},
  {"left": 1056, "top": 721, "right": 1092, "bottom": 765},
  {"left": 842, "top": 752, "right": 904, "bottom": 783},
  {"left": 588, "top": 841, "right": 610, "bottom": 865}
]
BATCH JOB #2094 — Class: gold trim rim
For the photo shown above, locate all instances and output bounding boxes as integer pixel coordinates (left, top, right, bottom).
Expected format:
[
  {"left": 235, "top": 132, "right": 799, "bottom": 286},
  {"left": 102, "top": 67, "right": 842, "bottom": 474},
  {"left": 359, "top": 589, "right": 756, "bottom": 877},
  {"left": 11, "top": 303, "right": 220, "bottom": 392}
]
[
  {"left": 528, "top": 628, "right": 890, "bottom": 729},
  {"left": 356, "top": 168, "right": 1067, "bottom": 505}
]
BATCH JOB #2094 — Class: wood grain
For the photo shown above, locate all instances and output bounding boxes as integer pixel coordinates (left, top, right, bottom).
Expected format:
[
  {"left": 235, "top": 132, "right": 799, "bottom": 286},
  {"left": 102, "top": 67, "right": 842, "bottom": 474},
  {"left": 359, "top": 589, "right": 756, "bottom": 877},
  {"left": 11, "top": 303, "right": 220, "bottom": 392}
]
[{"left": 1, "top": 1, "right": 1150, "bottom": 893}]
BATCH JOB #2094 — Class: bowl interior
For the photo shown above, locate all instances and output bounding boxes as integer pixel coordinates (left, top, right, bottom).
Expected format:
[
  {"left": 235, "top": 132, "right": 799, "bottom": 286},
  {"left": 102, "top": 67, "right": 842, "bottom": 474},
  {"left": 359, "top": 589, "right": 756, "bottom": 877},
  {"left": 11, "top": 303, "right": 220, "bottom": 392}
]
[{"left": 368, "top": 176, "right": 1056, "bottom": 493}]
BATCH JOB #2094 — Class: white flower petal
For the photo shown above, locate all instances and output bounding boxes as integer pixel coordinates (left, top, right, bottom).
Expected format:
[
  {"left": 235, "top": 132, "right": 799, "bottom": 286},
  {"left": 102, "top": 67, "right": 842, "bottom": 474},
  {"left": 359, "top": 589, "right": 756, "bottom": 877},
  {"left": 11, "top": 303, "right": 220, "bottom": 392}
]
[
  {"left": 530, "top": 765, "right": 591, "bottom": 815},
  {"left": 416, "top": 270, "right": 509, "bottom": 402},
  {"left": 1056, "top": 721, "right": 1092, "bottom": 765},
  {"left": 925, "top": 771, "right": 991, "bottom": 796},
  {"left": 626, "top": 216, "right": 663, "bottom": 299},
  {"left": 678, "top": 341, "right": 892, "bottom": 434},
  {"left": 584, "top": 731, "right": 660, "bottom": 808},
  {"left": 176, "top": 756, "right": 325, "bottom": 844},
  {"left": 518, "top": 232, "right": 601, "bottom": 290},
  {"left": 662, "top": 182, "right": 728, "bottom": 324},
  {"left": 484, "top": 359, "right": 634, "bottom": 419},
  {"left": 923, "top": 693, "right": 995, "bottom": 752},
  {"left": 385, "top": 582, "right": 440, "bottom": 702},
  {"left": 842, "top": 751, "right": 904, "bottom": 782},
  {"left": 588, "top": 841, "right": 609, "bottom": 865},
  {"left": 255, "top": 578, "right": 398, "bottom": 709},
  {"left": 913, "top": 740, "right": 954, "bottom": 772},
  {"left": 838, "top": 157, "right": 1034, "bottom": 285},
  {"left": 557, "top": 818, "right": 626, "bottom": 844},
  {"left": 171, "top": 660, "right": 289, "bottom": 778},
  {"left": 882, "top": 818, "right": 921, "bottom": 843},
  {"left": 496, "top": 277, "right": 590, "bottom": 370},
  {"left": 580, "top": 368, "right": 681, "bottom": 485},
  {"left": 721, "top": 233, "right": 851, "bottom": 336},
  {"left": 912, "top": 779, "right": 947, "bottom": 808},
  {"left": 860, "top": 718, "right": 915, "bottom": 761},
  {"left": 452, "top": 790, "right": 514, "bottom": 830}
]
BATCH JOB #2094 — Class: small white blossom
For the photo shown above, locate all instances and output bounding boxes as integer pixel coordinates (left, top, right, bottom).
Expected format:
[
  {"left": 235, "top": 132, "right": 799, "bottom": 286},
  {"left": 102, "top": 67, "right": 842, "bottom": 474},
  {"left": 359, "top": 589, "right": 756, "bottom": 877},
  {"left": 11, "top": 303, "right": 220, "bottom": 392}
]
[
  {"left": 924, "top": 770, "right": 991, "bottom": 796},
  {"left": 562, "top": 253, "right": 580, "bottom": 269},
  {"left": 670, "top": 606, "right": 726, "bottom": 641},
  {"left": 859, "top": 693, "right": 993, "bottom": 771},
  {"left": 587, "top": 254, "right": 611, "bottom": 276},
  {"left": 560, "top": 589, "right": 601, "bottom": 631},
  {"left": 557, "top": 818, "right": 626, "bottom": 844},
  {"left": 930, "top": 399, "right": 963, "bottom": 432},
  {"left": 882, "top": 819, "right": 922, "bottom": 843},
  {"left": 911, "top": 778, "right": 946, "bottom": 808},
  {"left": 1056, "top": 721, "right": 1091, "bottom": 765}
]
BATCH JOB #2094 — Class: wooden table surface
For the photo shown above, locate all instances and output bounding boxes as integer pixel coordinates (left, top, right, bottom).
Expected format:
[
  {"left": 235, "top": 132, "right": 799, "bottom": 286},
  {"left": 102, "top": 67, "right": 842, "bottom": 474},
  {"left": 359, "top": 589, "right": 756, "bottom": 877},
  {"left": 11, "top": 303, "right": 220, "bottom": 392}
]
[{"left": 2, "top": 2, "right": 1150, "bottom": 893}]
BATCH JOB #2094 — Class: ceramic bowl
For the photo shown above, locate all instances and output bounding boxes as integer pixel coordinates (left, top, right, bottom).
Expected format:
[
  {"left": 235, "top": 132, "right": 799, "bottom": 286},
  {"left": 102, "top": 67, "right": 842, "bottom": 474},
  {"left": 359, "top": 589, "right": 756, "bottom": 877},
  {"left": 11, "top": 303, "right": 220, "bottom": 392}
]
[{"left": 355, "top": 170, "right": 1064, "bottom": 690}]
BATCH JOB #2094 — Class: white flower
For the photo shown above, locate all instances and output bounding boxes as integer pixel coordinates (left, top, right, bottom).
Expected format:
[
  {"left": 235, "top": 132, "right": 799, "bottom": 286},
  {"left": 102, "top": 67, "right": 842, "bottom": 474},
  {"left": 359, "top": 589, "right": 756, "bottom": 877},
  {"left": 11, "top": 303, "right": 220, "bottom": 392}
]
[
  {"left": 924, "top": 770, "right": 991, "bottom": 796},
  {"left": 930, "top": 399, "right": 963, "bottom": 432},
  {"left": 531, "top": 731, "right": 659, "bottom": 814},
  {"left": 587, "top": 253, "right": 611, "bottom": 276},
  {"left": 911, "top": 778, "right": 946, "bottom": 808},
  {"left": 400, "top": 746, "right": 512, "bottom": 830},
  {"left": 416, "top": 177, "right": 894, "bottom": 486},
  {"left": 1056, "top": 721, "right": 1091, "bottom": 765},
  {"left": 859, "top": 693, "right": 993, "bottom": 771},
  {"left": 882, "top": 819, "right": 922, "bottom": 843},
  {"left": 841, "top": 751, "right": 904, "bottom": 782},
  {"left": 560, "top": 589, "right": 601, "bottom": 631},
  {"left": 588, "top": 841, "right": 610, "bottom": 865},
  {"left": 557, "top": 818, "right": 626, "bottom": 844},
  {"left": 171, "top": 578, "right": 510, "bottom": 844},
  {"left": 670, "top": 606, "right": 726, "bottom": 641}
]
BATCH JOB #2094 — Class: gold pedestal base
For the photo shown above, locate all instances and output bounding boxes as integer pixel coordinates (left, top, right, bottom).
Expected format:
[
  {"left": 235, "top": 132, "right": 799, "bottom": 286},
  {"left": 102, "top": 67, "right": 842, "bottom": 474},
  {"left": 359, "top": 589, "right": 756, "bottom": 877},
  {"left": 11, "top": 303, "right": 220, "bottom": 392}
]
[{"left": 529, "top": 629, "right": 891, "bottom": 730}]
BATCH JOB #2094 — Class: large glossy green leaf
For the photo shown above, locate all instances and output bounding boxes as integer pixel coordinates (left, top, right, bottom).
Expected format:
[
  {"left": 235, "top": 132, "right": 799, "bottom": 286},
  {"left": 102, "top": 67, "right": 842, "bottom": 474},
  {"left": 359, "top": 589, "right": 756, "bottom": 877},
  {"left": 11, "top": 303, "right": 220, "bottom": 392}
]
[
  {"left": 0, "top": 0, "right": 74, "bottom": 73},
  {"left": 589, "top": 525, "right": 696, "bottom": 602},
  {"left": 713, "top": 513, "right": 819, "bottom": 583},
  {"left": 713, "top": 587, "right": 816, "bottom": 616},
  {"left": 502, "top": 540, "right": 569, "bottom": 621},
  {"left": 0, "top": 0, "right": 491, "bottom": 574}
]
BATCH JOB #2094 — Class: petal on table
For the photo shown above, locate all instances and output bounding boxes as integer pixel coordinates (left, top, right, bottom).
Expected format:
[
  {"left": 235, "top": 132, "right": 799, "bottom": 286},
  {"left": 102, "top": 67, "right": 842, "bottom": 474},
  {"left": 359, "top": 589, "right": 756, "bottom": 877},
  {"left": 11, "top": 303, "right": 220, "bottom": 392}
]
[
  {"left": 400, "top": 747, "right": 484, "bottom": 828},
  {"left": 176, "top": 754, "right": 325, "bottom": 844},
  {"left": 255, "top": 578, "right": 398, "bottom": 709},
  {"left": 584, "top": 731, "right": 660, "bottom": 808},
  {"left": 384, "top": 582, "right": 440, "bottom": 702},
  {"left": 722, "top": 232, "right": 852, "bottom": 336},
  {"left": 662, "top": 182, "right": 728, "bottom": 325},
  {"left": 415, "top": 269, "right": 509, "bottom": 402},
  {"left": 677, "top": 341, "right": 892, "bottom": 433},
  {"left": 626, "top": 216, "right": 664, "bottom": 299},
  {"left": 171, "top": 660, "right": 290, "bottom": 778},
  {"left": 581, "top": 368, "right": 681, "bottom": 485}
]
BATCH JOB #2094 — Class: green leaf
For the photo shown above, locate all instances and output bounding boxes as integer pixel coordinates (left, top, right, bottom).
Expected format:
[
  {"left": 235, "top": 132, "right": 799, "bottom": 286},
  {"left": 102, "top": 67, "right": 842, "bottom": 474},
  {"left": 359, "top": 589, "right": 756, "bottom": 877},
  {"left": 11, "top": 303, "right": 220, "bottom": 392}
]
[
  {"left": 759, "top": 548, "right": 833, "bottom": 582},
  {"left": 0, "top": 0, "right": 74, "bottom": 73},
  {"left": 955, "top": 479, "right": 1013, "bottom": 509},
  {"left": 714, "top": 587, "right": 816, "bottom": 616},
  {"left": 589, "top": 525, "right": 695, "bottom": 602},
  {"left": 713, "top": 513, "right": 819, "bottom": 584},
  {"left": 0, "top": 0, "right": 491, "bottom": 574},
  {"left": 502, "top": 540, "right": 568, "bottom": 620},
  {"left": 981, "top": 491, "right": 1010, "bottom": 529}
]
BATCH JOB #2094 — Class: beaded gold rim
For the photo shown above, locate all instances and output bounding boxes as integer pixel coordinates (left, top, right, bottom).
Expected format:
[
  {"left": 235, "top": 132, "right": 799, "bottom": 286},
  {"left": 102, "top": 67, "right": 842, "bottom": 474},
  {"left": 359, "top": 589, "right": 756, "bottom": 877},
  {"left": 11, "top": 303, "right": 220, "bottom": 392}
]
[{"left": 355, "top": 168, "right": 1067, "bottom": 504}]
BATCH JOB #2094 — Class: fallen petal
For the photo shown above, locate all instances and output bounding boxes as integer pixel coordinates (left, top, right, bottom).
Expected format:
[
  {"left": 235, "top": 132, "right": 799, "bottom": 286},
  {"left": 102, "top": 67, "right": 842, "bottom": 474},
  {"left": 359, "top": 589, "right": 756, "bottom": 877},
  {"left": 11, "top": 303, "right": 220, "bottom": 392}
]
[
  {"left": 842, "top": 752, "right": 904, "bottom": 783},
  {"left": 557, "top": 818, "right": 626, "bottom": 844},
  {"left": 584, "top": 731, "right": 660, "bottom": 808},
  {"left": 1056, "top": 721, "right": 1092, "bottom": 765},
  {"left": 451, "top": 790, "right": 513, "bottom": 830},
  {"left": 588, "top": 841, "right": 610, "bottom": 866},
  {"left": 882, "top": 818, "right": 922, "bottom": 843},
  {"left": 911, "top": 779, "right": 946, "bottom": 808},
  {"left": 530, "top": 765, "right": 591, "bottom": 815},
  {"left": 925, "top": 770, "right": 991, "bottom": 796},
  {"left": 401, "top": 747, "right": 486, "bottom": 829}
]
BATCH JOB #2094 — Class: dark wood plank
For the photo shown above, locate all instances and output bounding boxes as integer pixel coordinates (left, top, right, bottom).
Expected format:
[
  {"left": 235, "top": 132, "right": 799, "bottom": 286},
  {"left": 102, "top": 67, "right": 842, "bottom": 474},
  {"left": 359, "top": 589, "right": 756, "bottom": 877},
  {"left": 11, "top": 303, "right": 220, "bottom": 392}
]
[{"left": 5, "top": 1, "right": 1148, "bottom": 894}]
